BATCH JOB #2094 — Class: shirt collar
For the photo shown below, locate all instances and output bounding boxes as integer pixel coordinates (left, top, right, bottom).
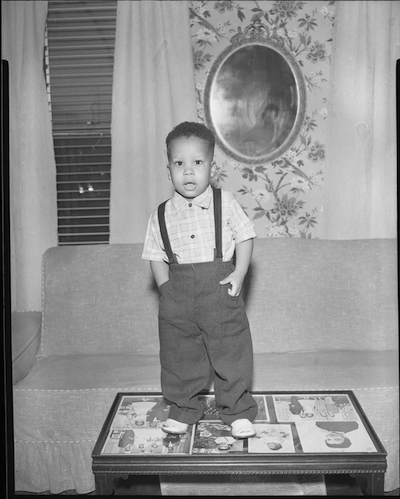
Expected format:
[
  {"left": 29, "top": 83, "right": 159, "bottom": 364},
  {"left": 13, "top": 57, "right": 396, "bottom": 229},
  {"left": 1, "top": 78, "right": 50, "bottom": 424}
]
[{"left": 171, "top": 185, "right": 213, "bottom": 216}]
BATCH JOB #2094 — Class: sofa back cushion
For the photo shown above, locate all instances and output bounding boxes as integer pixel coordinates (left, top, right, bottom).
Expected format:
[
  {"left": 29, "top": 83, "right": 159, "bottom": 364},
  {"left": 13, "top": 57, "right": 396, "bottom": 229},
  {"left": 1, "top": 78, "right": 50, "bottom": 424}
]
[
  {"left": 245, "top": 238, "right": 397, "bottom": 353},
  {"left": 39, "top": 238, "right": 398, "bottom": 356},
  {"left": 40, "top": 244, "right": 160, "bottom": 356}
]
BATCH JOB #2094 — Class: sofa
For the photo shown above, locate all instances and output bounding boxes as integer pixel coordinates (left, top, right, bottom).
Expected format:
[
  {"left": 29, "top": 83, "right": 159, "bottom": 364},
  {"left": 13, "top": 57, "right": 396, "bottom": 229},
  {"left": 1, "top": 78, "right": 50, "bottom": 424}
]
[{"left": 13, "top": 237, "right": 398, "bottom": 494}]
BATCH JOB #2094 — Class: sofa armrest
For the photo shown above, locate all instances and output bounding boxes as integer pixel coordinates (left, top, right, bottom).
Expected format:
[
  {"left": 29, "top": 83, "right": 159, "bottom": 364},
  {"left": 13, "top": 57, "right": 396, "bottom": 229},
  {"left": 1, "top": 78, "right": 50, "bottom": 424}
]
[{"left": 12, "top": 311, "right": 42, "bottom": 385}]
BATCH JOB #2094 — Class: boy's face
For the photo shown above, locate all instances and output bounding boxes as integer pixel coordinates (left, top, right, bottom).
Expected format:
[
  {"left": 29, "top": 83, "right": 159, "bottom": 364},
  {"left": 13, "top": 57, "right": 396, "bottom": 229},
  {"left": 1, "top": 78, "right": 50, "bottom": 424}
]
[{"left": 167, "top": 136, "right": 216, "bottom": 199}]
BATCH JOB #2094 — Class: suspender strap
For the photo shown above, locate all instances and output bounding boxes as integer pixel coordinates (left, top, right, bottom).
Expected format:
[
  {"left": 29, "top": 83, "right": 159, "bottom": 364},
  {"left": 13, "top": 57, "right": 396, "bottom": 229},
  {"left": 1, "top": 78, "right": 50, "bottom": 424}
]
[
  {"left": 213, "top": 188, "right": 223, "bottom": 261},
  {"left": 157, "top": 187, "right": 223, "bottom": 264},
  {"left": 158, "top": 201, "right": 176, "bottom": 265}
]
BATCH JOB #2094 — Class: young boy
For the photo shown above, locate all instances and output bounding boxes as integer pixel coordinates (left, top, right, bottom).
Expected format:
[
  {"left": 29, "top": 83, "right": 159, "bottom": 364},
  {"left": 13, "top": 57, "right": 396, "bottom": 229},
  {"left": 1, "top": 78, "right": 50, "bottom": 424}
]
[{"left": 142, "top": 122, "right": 258, "bottom": 439}]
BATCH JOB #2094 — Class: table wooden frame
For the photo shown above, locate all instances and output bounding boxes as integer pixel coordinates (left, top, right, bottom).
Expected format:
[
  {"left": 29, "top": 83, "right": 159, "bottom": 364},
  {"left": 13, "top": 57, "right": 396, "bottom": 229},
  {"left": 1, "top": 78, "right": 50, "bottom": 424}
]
[{"left": 92, "top": 390, "right": 387, "bottom": 495}]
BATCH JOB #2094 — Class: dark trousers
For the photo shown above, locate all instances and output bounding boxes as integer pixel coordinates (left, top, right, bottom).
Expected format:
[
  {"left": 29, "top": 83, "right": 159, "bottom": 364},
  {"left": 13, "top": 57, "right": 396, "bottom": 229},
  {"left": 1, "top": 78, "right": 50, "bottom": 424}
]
[{"left": 158, "top": 260, "right": 258, "bottom": 425}]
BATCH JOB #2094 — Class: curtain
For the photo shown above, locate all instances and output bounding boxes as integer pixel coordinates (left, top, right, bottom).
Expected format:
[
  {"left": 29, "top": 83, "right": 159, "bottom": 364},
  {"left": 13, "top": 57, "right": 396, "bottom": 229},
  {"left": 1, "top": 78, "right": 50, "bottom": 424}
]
[
  {"left": 323, "top": 1, "right": 399, "bottom": 239},
  {"left": 2, "top": 1, "right": 58, "bottom": 311},
  {"left": 109, "top": 0, "right": 198, "bottom": 243}
]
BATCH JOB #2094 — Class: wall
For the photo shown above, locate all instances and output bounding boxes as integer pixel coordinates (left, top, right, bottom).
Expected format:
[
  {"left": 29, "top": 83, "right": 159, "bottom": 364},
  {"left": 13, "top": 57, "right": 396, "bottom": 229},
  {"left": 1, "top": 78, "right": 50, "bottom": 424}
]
[{"left": 189, "top": 0, "right": 336, "bottom": 239}]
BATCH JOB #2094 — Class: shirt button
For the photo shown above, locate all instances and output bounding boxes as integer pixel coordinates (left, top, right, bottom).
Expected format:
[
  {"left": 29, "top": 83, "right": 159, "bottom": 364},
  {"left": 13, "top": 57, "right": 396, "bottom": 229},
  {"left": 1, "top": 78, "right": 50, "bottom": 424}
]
[
  {"left": 188, "top": 203, "right": 192, "bottom": 207},
  {"left": 191, "top": 235, "right": 195, "bottom": 239}
]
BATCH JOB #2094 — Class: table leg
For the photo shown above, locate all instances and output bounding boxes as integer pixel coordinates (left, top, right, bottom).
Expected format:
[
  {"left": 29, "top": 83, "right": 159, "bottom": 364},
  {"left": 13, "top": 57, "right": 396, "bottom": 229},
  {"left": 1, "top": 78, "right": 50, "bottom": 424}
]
[
  {"left": 94, "top": 473, "right": 119, "bottom": 495},
  {"left": 365, "top": 473, "right": 385, "bottom": 496}
]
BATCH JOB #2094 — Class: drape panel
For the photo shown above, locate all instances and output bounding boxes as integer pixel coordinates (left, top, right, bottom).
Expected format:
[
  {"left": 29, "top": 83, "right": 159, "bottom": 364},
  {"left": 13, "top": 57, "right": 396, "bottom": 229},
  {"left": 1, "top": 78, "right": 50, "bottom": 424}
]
[
  {"left": 110, "top": 0, "right": 198, "bottom": 244},
  {"left": 2, "top": 1, "right": 58, "bottom": 311},
  {"left": 323, "top": 1, "right": 398, "bottom": 239}
]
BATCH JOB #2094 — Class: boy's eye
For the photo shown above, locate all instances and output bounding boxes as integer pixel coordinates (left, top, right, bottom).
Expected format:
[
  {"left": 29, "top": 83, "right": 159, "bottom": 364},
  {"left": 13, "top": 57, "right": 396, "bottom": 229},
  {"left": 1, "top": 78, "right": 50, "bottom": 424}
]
[
  {"left": 195, "top": 160, "right": 202, "bottom": 165},
  {"left": 174, "top": 161, "right": 183, "bottom": 166}
]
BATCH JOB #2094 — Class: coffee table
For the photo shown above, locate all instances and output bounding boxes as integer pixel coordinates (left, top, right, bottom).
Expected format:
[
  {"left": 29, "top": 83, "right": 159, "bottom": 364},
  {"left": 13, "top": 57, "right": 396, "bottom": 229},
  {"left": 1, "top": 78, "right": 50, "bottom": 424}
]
[{"left": 91, "top": 390, "right": 386, "bottom": 495}]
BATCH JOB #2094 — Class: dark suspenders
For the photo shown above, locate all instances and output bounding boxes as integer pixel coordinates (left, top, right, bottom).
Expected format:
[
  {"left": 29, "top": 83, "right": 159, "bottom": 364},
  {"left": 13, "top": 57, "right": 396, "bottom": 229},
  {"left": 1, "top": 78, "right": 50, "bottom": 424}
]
[
  {"left": 158, "top": 188, "right": 223, "bottom": 265},
  {"left": 157, "top": 201, "right": 175, "bottom": 264},
  {"left": 213, "top": 188, "right": 223, "bottom": 261}
]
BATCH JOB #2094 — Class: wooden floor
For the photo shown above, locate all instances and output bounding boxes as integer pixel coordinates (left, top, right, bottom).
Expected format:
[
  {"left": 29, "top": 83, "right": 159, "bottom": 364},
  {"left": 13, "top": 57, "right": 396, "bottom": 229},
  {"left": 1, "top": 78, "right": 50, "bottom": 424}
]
[{"left": 15, "top": 479, "right": 400, "bottom": 496}]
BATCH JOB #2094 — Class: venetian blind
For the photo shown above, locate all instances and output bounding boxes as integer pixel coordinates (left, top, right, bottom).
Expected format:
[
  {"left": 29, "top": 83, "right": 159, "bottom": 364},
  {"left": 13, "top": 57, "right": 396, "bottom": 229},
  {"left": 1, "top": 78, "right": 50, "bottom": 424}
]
[{"left": 46, "top": 0, "right": 117, "bottom": 245}]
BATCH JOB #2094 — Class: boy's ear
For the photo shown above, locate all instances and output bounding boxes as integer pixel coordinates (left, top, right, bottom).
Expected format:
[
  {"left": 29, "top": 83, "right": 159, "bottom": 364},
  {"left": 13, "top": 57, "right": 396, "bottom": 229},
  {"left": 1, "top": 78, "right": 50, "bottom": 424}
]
[
  {"left": 210, "top": 161, "right": 217, "bottom": 178},
  {"left": 162, "top": 148, "right": 168, "bottom": 163},
  {"left": 164, "top": 148, "right": 172, "bottom": 179}
]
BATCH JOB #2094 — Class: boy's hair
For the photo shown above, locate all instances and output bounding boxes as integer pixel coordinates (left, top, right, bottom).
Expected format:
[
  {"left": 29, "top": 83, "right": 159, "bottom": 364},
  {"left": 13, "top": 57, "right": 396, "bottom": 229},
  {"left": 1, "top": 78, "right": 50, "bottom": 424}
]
[{"left": 166, "top": 122, "right": 215, "bottom": 159}]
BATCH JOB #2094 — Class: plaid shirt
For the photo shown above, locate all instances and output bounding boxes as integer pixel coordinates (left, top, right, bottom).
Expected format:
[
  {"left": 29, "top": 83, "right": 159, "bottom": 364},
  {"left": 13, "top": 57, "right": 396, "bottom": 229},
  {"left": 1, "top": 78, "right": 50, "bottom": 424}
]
[{"left": 142, "top": 186, "right": 256, "bottom": 264}]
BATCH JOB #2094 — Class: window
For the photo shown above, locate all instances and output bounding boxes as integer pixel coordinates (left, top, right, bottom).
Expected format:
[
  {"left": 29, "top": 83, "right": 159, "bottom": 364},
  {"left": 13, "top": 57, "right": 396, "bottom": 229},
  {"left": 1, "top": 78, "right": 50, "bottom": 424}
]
[{"left": 45, "top": 0, "right": 117, "bottom": 245}]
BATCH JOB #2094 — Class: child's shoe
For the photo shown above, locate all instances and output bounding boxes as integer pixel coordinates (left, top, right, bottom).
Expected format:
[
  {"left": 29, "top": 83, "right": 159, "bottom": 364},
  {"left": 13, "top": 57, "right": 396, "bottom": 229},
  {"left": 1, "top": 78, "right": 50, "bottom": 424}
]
[
  {"left": 161, "top": 418, "right": 189, "bottom": 434},
  {"left": 231, "top": 418, "right": 256, "bottom": 439}
]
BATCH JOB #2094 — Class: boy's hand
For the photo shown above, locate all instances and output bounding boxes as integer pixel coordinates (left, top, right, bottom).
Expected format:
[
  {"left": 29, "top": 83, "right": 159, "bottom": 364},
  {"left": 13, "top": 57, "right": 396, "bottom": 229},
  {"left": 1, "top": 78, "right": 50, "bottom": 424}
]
[
  {"left": 220, "top": 238, "right": 254, "bottom": 297},
  {"left": 220, "top": 269, "right": 246, "bottom": 297}
]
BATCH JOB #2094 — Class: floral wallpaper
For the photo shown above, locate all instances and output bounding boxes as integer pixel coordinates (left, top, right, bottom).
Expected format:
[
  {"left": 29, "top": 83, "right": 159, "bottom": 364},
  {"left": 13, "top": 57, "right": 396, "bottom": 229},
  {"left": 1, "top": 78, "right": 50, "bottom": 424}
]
[{"left": 189, "top": 1, "right": 336, "bottom": 238}]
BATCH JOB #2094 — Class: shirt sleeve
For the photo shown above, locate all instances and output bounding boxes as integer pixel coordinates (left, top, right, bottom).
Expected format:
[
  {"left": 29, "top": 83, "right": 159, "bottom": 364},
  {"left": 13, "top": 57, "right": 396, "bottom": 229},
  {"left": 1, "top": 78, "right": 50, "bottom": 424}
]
[
  {"left": 225, "top": 191, "right": 257, "bottom": 243},
  {"left": 141, "top": 211, "right": 167, "bottom": 261}
]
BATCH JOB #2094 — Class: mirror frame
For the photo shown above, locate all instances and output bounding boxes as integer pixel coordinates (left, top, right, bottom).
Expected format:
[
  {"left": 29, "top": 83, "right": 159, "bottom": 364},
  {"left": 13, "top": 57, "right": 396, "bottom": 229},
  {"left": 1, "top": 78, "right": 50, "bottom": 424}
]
[{"left": 203, "top": 21, "right": 307, "bottom": 165}]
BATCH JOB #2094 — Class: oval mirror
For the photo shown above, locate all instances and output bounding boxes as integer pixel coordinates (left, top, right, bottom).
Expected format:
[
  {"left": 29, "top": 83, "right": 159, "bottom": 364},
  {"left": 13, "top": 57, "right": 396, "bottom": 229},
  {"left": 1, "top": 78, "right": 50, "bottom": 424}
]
[{"left": 204, "top": 21, "right": 306, "bottom": 165}]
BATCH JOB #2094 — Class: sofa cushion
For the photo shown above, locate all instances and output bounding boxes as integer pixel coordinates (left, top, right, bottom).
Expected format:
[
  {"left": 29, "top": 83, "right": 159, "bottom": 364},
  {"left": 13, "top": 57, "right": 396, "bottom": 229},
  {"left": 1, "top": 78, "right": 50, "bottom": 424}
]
[
  {"left": 15, "top": 353, "right": 161, "bottom": 391},
  {"left": 38, "top": 239, "right": 398, "bottom": 357},
  {"left": 40, "top": 244, "right": 160, "bottom": 356},
  {"left": 246, "top": 238, "right": 398, "bottom": 354},
  {"left": 14, "top": 349, "right": 398, "bottom": 493}
]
